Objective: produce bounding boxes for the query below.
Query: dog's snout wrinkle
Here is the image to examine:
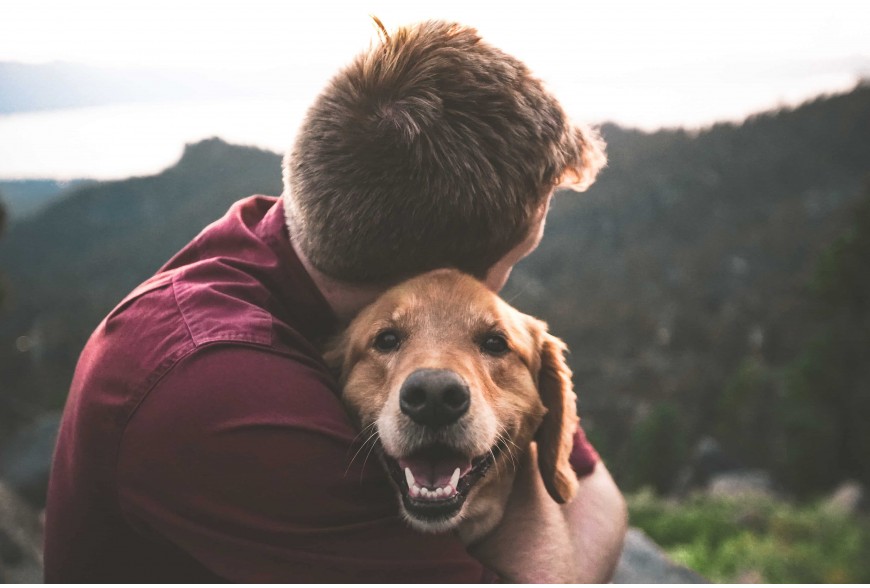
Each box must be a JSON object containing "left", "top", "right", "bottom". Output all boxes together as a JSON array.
[{"left": 399, "top": 368, "right": 470, "bottom": 428}]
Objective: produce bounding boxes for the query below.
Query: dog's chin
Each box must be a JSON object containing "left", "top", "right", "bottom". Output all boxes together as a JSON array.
[{"left": 379, "top": 441, "right": 503, "bottom": 532}]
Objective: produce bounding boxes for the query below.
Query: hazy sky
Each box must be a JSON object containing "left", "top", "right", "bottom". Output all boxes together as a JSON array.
[
  {"left": 3, "top": 0, "right": 869, "bottom": 125},
  {"left": 1, "top": 1, "right": 869, "bottom": 178}
]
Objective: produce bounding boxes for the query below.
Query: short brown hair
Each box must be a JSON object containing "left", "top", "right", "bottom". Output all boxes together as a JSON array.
[{"left": 284, "top": 20, "right": 605, "bottom": 283}]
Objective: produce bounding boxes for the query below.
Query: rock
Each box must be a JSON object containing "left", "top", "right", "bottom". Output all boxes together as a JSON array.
[
  {"left": 822, "top": 480, "right": 865, "bottom": 515},
  {"left": 0, "top": 411, "right": 61, "bottom": 508},
  {"left": 673, "top": 436, "right": 741, "bottom": 495},
  {"left": 736, "top": 569, "right": 765, "bottom": 583},
  {"left": 0, "top": 479, "right": 43, "bottom": 583},
  {"left": 674, "top": 438, "right": 777, "bottom": 501},
  {"left": 707, "top": 470, "right": 775, "bottom": 500},
  {"left": 613, "top": 528, "right": 708, "bottom": 583}
]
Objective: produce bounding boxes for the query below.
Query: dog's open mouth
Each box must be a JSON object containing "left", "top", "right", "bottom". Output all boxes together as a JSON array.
[{"left": 381, "top": 442, "right": 502, "bottom": 523}]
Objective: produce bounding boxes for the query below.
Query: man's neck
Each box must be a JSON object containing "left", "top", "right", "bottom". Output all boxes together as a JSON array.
[{"left": 291, "top": 238, "right": 388, "bottom": 325}]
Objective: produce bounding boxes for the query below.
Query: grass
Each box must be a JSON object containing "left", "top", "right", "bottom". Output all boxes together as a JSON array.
[{"left": 627, "top": 489, "right": 870, "bottom": 583}]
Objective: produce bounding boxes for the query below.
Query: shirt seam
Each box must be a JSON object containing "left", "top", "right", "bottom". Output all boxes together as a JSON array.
[
  {"left": 171, "top": 274, "right": 196, "bottom": 345},
  {"left": 171, "top": 273, "right": 273, "bottom": 347}
]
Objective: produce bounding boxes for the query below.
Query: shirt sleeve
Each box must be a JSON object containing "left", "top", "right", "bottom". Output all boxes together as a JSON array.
[
  {"left": 569, "top": 425, "right": 600, "bottom": 477},
  {"left": 116, "top": 344, "right": 487, "bottom": 583}
]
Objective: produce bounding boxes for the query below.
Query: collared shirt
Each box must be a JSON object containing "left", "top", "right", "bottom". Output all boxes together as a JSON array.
[{"left": 44, "top": 195, "right": 598, "bottom": 582}]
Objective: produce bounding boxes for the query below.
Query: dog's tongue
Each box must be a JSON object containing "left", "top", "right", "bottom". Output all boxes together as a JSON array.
[{"left": 398, "top": 447, "right": 473, "bottom": 488}]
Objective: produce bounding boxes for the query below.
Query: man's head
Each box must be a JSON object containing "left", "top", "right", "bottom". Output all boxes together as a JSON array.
[{"left": 284, "top": 19, "right": 605, "bottom": 285}]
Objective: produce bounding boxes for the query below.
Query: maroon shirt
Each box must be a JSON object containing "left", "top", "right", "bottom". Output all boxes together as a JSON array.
[{"left": 44, "top": 196, "right": 598, "bottom": 582}]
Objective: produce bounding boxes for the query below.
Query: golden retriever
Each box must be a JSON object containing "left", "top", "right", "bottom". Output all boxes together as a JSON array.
[{"left": 325, "top": 268, "right": 579, "bottom": 542}]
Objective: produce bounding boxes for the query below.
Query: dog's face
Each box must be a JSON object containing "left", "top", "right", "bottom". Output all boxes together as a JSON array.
[{"left": 326, "top": 269, "right": 579, "bottom": 538}]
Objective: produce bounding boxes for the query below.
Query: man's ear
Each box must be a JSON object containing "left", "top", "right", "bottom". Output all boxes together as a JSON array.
[{"left": 535, "top": 332, "right": 580, "bottom": 504}]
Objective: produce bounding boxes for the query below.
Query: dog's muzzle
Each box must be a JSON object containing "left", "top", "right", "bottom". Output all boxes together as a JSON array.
[{"left": 378, "top": 368, "right": 502, "bottom": 527}]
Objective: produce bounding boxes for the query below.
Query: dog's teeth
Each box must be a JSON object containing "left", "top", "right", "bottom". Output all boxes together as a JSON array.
[
  {"left": 410, "top": 483, "right": 461, "bottom": 501},
  {"left": 450, "top": 467, "right": 460, "bottom": 489},
  {"left": 404, "top": 467, "right": 415, "bottom": 489}
]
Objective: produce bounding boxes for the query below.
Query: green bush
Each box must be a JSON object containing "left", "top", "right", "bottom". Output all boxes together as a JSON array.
[
  {"left": 628, "top": 490, "right": 870, "bottom": 583},
  {"left": 623, "top": 403, "right": 689, "bottom": 494}
]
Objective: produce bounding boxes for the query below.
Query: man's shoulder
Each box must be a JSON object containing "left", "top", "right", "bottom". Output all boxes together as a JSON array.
[
  {"left": 73, "top": 191, "right": 334, "bottom": 436},
  {"left": 133, "top": 193, "right": 331, "bottom": 355},
  {"left": 105, "top": 204, "right": 340, "bottom": 425},
  {"left": 86, "top": 263, "right": 276, "bottom": 383},
  {"left": 131, "top": 343, "right": 348, "bottom": 440},
  {"left": 71, "top": 260, "right": 325, "bottom": 442},
  {"left": 95, "top": 239, "right": 319, "bottom": 376},
  {"left": 169, "top": 262, "right": 275, "bottom": 348}
]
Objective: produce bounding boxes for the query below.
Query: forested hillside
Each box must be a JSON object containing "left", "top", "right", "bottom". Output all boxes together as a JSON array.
[
  {"left": 0, "top": 139, "right": 282, "bottom": 434},
  {"left": 0, "top": 180, "right": 95, "bottom": 222},
  {"left": 507, "top": 83, "right": 870, "bottom": 495},
  {"left": 1, "top": 85, "right": 868, "bottom": 497}
]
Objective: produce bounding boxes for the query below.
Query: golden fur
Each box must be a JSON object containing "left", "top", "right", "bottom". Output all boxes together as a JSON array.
[{"left": 325, "top": 269, "right": 579, "bottom": 541}]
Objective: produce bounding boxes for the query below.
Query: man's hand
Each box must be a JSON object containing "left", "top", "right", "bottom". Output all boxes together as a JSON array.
[{"left": 467, "top": 443, "right": 628, "bottom": 583}]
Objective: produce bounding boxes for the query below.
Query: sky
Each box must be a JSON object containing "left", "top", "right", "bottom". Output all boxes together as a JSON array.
[{"left": 1, "top": 0, "right": 869, "bottom": 178}]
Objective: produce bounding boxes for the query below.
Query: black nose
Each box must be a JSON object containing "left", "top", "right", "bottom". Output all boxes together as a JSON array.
[{"left": 399, "top": 369, "right": 470, "bottom": 427}]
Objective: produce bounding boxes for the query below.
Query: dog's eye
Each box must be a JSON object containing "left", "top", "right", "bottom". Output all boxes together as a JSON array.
[
  {"left": 373, "top": 329, "right": 402, "bottom": 352},
  {"left": 481, "top": 334, "right": 509, "bottom": 355}
]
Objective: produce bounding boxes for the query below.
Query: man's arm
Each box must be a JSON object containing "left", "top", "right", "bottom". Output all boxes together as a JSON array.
[
  {"left": 117, "top": 345, "right": 488, "bottom": 582},
  {"left": 468, "top": 443, "right": 628, "bottom": 583}
]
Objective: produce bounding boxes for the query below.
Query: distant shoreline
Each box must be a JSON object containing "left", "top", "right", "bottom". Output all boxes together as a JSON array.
[{"left": 1, "top": 80, "right": 865, "bottom": 180}]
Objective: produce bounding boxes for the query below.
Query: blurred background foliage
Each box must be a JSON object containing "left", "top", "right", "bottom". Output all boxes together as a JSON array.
[
  {"left": 506, "top": 85, "right": 870, "bottom": 500},
  {"left": 628, "top": 490, "right": 870, "bottom": 582}
]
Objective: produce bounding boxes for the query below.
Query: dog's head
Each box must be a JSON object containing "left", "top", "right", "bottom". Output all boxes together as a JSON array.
[{"left": 325, "top": 269, "right": 579, "bottom": 535}]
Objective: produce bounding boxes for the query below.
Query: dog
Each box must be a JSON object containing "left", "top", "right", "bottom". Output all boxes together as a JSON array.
[{"left": 325, "top": 268, "right": 580, "bottom": 543}]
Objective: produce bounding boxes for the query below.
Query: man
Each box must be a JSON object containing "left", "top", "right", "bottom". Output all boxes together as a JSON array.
[{"left": 44, "top": 20, "right": 626, "bottom": 582}]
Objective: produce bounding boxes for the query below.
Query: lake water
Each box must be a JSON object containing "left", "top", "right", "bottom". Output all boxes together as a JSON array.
[
  {"left": 0, "top": 69, "right": 861, "bottom": 181},
  {"left": 0, "top": 98, "right": 310, "bottom": 180}
]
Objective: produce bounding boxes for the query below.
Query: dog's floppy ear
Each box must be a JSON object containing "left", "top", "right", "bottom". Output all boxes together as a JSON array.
[
  {"left": 535, "top": 331, "right": 580, "bottom": 504},
  {"left": 322, "top": 333, "right": 349, "bottom": 384}
]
